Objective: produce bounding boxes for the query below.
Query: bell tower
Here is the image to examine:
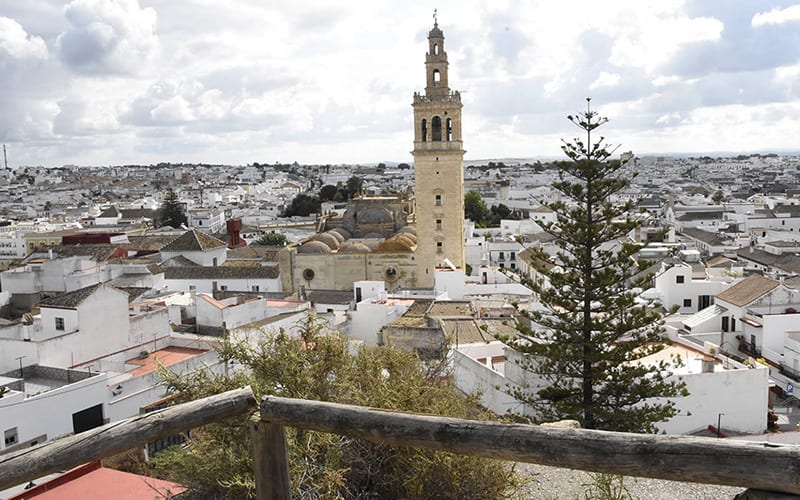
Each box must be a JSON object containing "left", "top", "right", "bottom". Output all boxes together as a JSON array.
[{"left": 412, "top": 17, "right": 465, "bottom": 288}]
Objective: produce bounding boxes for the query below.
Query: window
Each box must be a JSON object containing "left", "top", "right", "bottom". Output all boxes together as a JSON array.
[
  {"left": 436, "top": 242, "right": 443, "bottom": 253},
  {"left": 431, "top": 116, "right": 442, "bottom": 141},
  {"left": 302, "top": 268, "right": 315, "bottom": 281},
  {"left": 252, "top": 285, "right": 260, "bottom": 292},
  {"left": 510, "top": 252, "right": 516, "bottom": 261},
  {"left": 436, "top": 219, "right": 442, "bottom": 230},
  {"left": 421, "top": 119, "right": 427, "bottom": 142},
  {"left": 219, "top": 285, "right": 228, "bottom": 291},
  {"left": 446, "top": 117, "right": 452, "bottom": 141},
  {"left": 198, "top": 220, "right": 203, "bottom": 225},
  {"left": 4, "top": 428, "right": 18, "bottom": 447},
  {"left": 676, "top": 275, "right": 685, "bottom": 284},
  {"left": 435, "top": 194, "right": 442, "bottom": 206},
  {"left": 683, "top": 299, "right": 692, "bottom": 307},
  {"left": 433, "top": 69, "right": 441, "bottom": 86},
  {"left": 722, "top": 316, "right": 729, "bottom": 332},
  {"left": 55, "top": 317, "right": 64, "bottom": 331}
]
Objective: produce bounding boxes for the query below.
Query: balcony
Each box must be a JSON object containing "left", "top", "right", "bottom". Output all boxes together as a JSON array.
[
  {"left": 738, "top": 341, "right": 761, "bottom": 357},
  {"left": 779, "top": 363, "right": 800, "bottom": 382}
]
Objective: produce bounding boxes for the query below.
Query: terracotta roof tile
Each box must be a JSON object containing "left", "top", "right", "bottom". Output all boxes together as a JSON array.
[{"left": 161, "top": 230, "right": 226, "bottom": 252}]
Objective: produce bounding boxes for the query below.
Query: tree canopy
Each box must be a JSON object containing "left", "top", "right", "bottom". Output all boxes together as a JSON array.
[
  {"left": 507, "top": 100, "right": 687, "bottom": 433},
  {"left": 151, "top": 316, "right": 518, "bottom": 498},
  {"left": 464, "top": 190, "right": 489, "bottom": 226},
  {"left": 157, "top": 188, "right": 187, "bottom": 228},
  {"left": 255, "top": 232, "right": 288, "bottom": 246}
]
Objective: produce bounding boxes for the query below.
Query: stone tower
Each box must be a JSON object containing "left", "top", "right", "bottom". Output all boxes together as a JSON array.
[{"left": 412, "top": 19, "right": 465, "bottom": 288}]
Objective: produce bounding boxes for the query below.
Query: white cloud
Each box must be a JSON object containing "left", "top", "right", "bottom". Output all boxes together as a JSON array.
[
  {"left": 150, "top": 96, "right": 194, "bottom": 124},
  {"left": 590, "top": 72, "right": 621, "bottom": 90},
  {"left": 56, "top": 0, "right": 158, "bottom": 75},
  {"left": 655, "top": 112, "right": 682, "bottom": 125},
  {"left": 752, "top": 4, "right": 800, "bottom": 27},
  {"left": 0, "top": 17, "right": 47, "bottom": 60},
  {"left": 609, "top": 15, "right": 723, "bottom": 74}
]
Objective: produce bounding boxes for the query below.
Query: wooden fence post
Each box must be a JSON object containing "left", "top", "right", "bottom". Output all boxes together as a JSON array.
[{"left": 251, "top": 415, "right": 291, "bottom": 500}]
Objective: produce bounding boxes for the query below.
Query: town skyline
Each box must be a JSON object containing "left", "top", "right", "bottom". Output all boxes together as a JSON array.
[{"left": 2, "top": 1, "right": 799, "bottom": 167}]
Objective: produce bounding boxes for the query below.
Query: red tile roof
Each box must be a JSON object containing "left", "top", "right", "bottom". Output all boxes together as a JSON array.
[
  {"left": 8, "top": 461, "right": 186, "bottom": 500},
  {"left": 126, "top": 345, "right": 208, "bottom": 377}
]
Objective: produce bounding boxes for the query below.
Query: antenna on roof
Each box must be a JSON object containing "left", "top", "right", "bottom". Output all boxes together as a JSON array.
[{"left": 3, "top": 144, "right": 7, "bottom": 169}]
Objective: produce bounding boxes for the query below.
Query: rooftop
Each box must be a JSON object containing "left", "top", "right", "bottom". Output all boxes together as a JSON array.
[
  {"left": 161, "top": 230, "right": 226, "bottom": 252},
  {"left": 716, "top": 275, "right": 780, "bottom": 307},
  {"left": 7, "top": 460, "right": 186, "bottom": 500},
  {"left": 126, "top": 346, "right": 208, "bottom": 377}
]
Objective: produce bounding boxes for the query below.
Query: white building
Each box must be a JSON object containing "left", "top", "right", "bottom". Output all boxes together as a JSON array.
[
  {"left": 163, "top": 266, "right": 281, "bottom": 294},
  {"left": 159, "top": 230, "right": 227, "bottom": 267},
  {"left": 452, "top": 338, "right": 768, "bottom": 435}
]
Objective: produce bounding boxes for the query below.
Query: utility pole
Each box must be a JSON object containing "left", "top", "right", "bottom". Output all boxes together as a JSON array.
[{"left": 3, "top": 144, "right": 7, "bottom": 169}]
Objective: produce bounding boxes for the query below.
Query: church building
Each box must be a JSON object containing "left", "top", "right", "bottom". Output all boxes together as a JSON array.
[{"left": 280, "top": 20, "right": 466, "bottom": 292}]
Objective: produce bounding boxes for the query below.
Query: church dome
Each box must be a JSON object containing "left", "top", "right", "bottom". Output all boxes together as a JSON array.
[
  {"left": 326, "top": 230, "right": 347, "bottom": 244},
  {"left": 339, "top": 243, "right": 371, "bottom": 254},
  {"left": 298, "top": 240, "right": 332, "bottom": 254},
  {"left": 377, "top": 235, "right": 415, "bottom": 252},
  {"left": 328, "top": 227, "right": 353, "bottom": 241},
  {"left": 394, "top": 233, "right": 416, "bottom": 247},
  {"left": 358, "top": 207, "right": 394, "bottom": 225},
  {"left": 311, "top": 233, "right": 340, "bottom": 250}
]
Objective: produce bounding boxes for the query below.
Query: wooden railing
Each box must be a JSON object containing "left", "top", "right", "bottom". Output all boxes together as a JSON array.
[{"left": 2, "top": 387, "right": 800, "bottom": 499}]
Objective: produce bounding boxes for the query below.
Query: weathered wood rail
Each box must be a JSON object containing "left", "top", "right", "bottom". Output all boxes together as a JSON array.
[
  {"left": 257, "top": 396, "right": 800, "bottom": 499},
  {"left": 1, "top": 387, "right": 799, "bottom": 499},
  {"left": 0, "top": 386, "right": 256, "bottom": 491}
]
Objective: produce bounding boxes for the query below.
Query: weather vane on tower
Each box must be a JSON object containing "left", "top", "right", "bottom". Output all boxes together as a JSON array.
[{"left": 433, "top": 8, "right": 438, "bottom": 25}]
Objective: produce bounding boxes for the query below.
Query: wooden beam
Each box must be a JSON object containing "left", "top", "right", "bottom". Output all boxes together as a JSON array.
[
  {"left": 250, "top": 416, "right": 291, "bottom": 500},
  {"left": 0, "top": 386, "right": 256, "bottom": 491},
  {"left": 260, "top": 396, "right": 800, "bottom": 496}
]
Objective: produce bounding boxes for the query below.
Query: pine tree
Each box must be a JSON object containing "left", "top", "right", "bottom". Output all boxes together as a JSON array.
[
  {"left": 508, "top": 99, "right": 687, "bottom": 433},
  {"left": 158, "top": 188, "right": 187, "bottom": 228}
]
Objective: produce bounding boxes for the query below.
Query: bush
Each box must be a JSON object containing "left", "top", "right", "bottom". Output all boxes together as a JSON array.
[{"left": 152, "top": 316, "right": 519, "bottom": 498}]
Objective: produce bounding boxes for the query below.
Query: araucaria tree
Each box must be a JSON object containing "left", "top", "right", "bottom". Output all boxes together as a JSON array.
[
  {"left": 158, "top": 188, "right": 187, "bottom": 229},
  {"left": 509, "top": 100, "right": 687, "bottom": 433}
]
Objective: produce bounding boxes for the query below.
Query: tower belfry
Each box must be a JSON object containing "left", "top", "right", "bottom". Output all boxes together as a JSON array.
[{"left": 412, "top": 18, "right": 466, "bottom": 287}]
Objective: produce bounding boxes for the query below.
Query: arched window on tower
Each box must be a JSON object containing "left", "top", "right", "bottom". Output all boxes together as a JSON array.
[
  {"left": 431, "top": 116, "right": 442, "bottom": 141},
  {"left": 446, "top": 118, "right": 452, "bottom": 141},
  {"left": 421, "top": 119, "right": 427, "bottom": 142},
  {"left": 433, "top": 43, "right": 440, "bottom": 55},
  {"left": 433, "top": 69, "right": 441, "bottom": 87}
]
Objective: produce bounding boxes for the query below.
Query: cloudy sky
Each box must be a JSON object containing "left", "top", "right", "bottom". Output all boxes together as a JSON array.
[{"left": 1, "top": 0, "right": 799, "bottom": 167}]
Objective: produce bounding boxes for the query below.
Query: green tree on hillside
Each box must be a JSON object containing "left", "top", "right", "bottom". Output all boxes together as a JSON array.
[
  {"left": 281, "top": 193, "right": 321, "bottom": 217},
  {"left": 152, "top": 316, "right": 518, "bottom": 498},
  {"left": 507, "top": 100, "right": 687, "bottom": 433},
  {"left": 464, "top": 190, "right": 489, "bottom": 226},
  {"left": 318, "top": 184, "right": 339, "bottom": 202},
  {"left": 158, "top": 188, "right": 187, "bottom": 228},
  {"left": 346, "top": 175, "right": 363, "bottom": 199}
]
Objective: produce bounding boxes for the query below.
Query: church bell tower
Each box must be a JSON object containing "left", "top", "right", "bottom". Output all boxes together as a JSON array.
[{"left": 413, "top": 17, "right": 466, "bottom": 288}]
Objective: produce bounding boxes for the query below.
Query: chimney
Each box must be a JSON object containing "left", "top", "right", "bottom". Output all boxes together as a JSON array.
[{"left": 227, "top": 218, "right": 245, "bottom": 247}]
